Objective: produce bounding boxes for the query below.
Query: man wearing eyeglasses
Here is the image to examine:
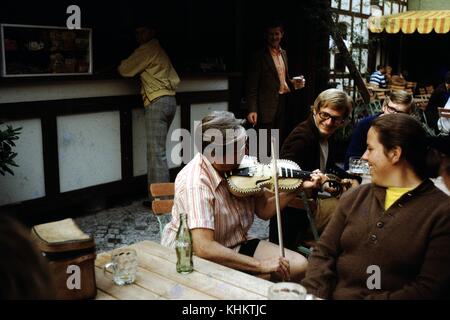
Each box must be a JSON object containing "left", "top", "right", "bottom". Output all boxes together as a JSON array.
[
  {"left": 269, "top": 89, "right": 357, "bottom": 250},
  {"left": 344, "top": 90, "right": 414, "bottom": 170}
]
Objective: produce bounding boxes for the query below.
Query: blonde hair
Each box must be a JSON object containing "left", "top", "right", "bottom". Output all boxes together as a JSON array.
[
  {"left": 385, "top": 90, "right": 414, "bottom": 113},
  {"left": 312, "top": 88, "right": 353, "bottom": 118}
]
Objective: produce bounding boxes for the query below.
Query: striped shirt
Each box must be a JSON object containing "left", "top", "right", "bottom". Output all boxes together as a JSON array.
[
  {"left": 161, "top": 153, "right": 256, "bottom": 251},
  {"left": 369, "top": 70, "right": 387, "bottom": 88}
]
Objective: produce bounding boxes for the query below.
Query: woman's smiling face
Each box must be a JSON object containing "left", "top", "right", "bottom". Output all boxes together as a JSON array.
[{"left": 362, "top": 127, "right": 394, "bottom": 187}]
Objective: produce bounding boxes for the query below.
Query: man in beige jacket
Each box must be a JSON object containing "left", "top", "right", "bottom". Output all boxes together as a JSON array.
[{"left": 118, "top": 23, "right": 180, "bottom": 205}]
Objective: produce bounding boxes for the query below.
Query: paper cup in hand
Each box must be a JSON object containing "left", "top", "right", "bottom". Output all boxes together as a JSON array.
[{"left": 293, "top": 76, "right": 305, "bottom": 89}]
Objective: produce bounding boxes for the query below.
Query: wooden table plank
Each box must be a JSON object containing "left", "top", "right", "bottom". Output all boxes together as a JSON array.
[
  {"left": 96, "top": 249, "right": 215, "bottom": 300},
  {"left": 136, "top": 247, "right": 267, "bottom": 300},
  {"left": 95, "top": 267, "right": 163, "bottom": 300},
  {"left": 95, "top": 289, "right": 118, "bottom": 300},
  {"left": 132, "top": 265, "right": 215, "bottom": 300},
  {"left": 131, "top": 241, "right": 272, "bottom": 297}
]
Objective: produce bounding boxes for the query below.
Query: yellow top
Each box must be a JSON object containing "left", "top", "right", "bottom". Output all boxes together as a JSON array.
[
  {"left": 118, "top": 39, "right": 180, "bottom": 106},
  {"left": 385, "top": 186, "right": 414, "bottom": 210}
]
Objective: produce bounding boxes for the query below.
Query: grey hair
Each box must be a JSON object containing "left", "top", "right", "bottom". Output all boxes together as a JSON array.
[{"left": 200, "top": 111, "right": 246, "bottom": 150}]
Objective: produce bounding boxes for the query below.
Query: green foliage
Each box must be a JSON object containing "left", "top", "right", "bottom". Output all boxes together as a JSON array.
[{"left": 0, "top": 123, "right": 22, "bottom": 176}]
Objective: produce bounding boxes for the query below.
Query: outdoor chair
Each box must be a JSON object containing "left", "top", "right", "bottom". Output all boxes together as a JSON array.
[
  {"left": 368, "top": 100, "right": 382, "bottom": 115},
  {"left": 414, "top": 94, "right": 431, "bottom": 111},
  {"left": 149, "top": 183, "right": 175, "bottom": 237},
  {"left": 405, "top": 88, "right": 414, "bottom": 95},
  {"left": 406, "top": 81, "right": 417, "bottom": 91},
  {"left": 390, "top": 84, "right": 406, "bottom": 91},
  {"left": 438, "top": 107, "right": 450, "bottom": 119},
  {"left": 287, "top": 192, "right": 319, "bottom": 257}
]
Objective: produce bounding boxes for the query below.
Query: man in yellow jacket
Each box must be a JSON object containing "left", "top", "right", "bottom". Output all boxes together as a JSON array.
[{"left": 118, "top": 22, "right": 180, "bottom": 205}]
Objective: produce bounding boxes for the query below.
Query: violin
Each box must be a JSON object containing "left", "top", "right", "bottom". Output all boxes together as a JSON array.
[{"left": 223, "top": 156, "right": 352, "bottom": 197}]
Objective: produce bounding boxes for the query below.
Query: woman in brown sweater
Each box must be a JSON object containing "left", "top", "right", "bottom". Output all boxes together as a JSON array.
[{"left": 302, "top": 114, "right": 450, "bottom": 299}]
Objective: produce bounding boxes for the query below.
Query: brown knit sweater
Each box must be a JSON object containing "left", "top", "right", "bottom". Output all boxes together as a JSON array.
[{"left": 302, "top": 180, "right": 450, "bottom": 299}]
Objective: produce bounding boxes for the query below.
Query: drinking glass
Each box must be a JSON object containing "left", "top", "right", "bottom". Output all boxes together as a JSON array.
[
  {"left": 349, "top": 156, "right": 369, "bottom": 174},
  {"left": 268, "top": 282, "right": 307, "bottom": 300},
  {"left": 103, "top": 248, "right": 138, "bottom": 286}
]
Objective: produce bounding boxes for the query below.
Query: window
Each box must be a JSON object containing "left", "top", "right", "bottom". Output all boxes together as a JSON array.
[
  {"left": 331, "top": 0, "right": 340, "bottom": 9},
  {"left": 341, "top": 0, "right": 350, "bottom": 11},
  {"left": 362, "top": 0, "right": 371, "bottom": 15},
  {"left": 329, "top": 0, "right": 409, "bottom": 99},
  {"left": 384, "top": 1, "right": 392, "bottom": 15},
  {"left": 352, "top": 0, "right": 362, "bottom": 14}
]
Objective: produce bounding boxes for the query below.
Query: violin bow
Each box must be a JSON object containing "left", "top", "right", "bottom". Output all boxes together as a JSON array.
[{"left": 271, "top": 137, "right": 285, "bottom": 258}]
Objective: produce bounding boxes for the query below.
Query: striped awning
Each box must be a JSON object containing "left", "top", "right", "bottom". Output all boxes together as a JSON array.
[{"left": 368, "top": 10, "right": 450, "bottom": 34}]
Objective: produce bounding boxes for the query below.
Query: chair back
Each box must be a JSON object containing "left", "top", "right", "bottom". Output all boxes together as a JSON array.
[
  {"left": 149, "top": 183, "right": 175, "bottom": 215},
  {"left": 414, "top": 94, "right": 431, "bottom": 111},
  {"left": 390, "top": 84, "right": 406, "bottom": 91},
  {"left": 149, "top": 183, "right": 175, "bottom": 237},
  {"left": 438, "top": 108, "right": 450, "bottom": 119},
  {"left": 406, "top": 81, "right": 417, "bottom": 90}
]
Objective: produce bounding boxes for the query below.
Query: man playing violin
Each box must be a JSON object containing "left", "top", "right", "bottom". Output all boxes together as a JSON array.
[
  {"left": 270, "top": 88, "right": 358, "bottom": 250},
  {"left": 161, "top": 111, "right": 321, "bottom": 282}
]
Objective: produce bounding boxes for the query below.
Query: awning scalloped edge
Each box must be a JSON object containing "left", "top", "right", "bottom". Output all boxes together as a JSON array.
[{"left": 368, "top": 10, "right": 450, "bottom": 34}]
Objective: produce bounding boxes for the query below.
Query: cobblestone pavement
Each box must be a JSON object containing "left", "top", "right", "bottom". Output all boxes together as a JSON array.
[{"left": 75, "top": 197, "right": 269, "bottom": 253}]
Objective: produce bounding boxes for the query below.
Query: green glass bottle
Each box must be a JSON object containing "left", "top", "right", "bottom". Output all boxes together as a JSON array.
[{"left": 175, "top": 212, "right": 193, "bottom": 274}]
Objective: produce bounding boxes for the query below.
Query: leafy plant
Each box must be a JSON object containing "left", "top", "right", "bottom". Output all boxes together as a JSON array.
[{"left": 0, "top": 123, "right": 22, "bottom": 176}]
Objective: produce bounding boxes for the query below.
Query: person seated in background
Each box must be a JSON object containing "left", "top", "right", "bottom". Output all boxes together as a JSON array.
[
  {"left": 0, "top": 214, "right": 55, "bottom": 299},
  {"left": 344, "top": 90, "right": 414, "bottom": 170},
  {"left": 384, "top": 65, "right": 393, "bottom": 85},
  {"left": 425, "top": 71, "right": 450, "bottom": 135},
  {"left": 390, "top": 70, "right": 408, "bottom": 87},
  {"left": 161, "top": 111, "right": 322, "bottom": 282},
  {"left": 369, "top": 65, "right": 387, "bottom": 88},
  {"left": 270, "top": 89, "right": 360, "bottom": 251},
  {"left": 302, "top": 114, "right": 450, "bottom": 299},
  {"left": 427, "top": 135, "right": 450, "bottom": 192}
]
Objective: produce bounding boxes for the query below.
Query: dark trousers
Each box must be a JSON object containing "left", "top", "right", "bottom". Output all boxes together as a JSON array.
[
  {"left": 254, "top": 94, "right": 287, "bottom": 160},
  {"left": 269, "top": 207, "right": 310, "bottom": 251}
]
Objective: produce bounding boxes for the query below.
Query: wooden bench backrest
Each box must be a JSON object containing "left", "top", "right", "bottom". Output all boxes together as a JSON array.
[{"left": 149, "top": 183, "right": 175, "bottom": 216}]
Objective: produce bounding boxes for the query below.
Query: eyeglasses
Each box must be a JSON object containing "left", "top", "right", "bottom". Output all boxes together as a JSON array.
[
  {"left": 317, "top": 111, "right": 347, "bottom": 125},
  {"left": 383, "top": 100, "right": 408, "bottom": 114}
]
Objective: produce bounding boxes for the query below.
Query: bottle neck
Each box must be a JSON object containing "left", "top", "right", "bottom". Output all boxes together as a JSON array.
[{"left": 179, "top": 213, "right": 188, "bottom": 230}]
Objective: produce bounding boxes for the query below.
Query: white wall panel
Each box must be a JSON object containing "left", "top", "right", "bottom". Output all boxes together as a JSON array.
[
  {"left": 0, "top": 119, "right": 45, "bottom": 205},
  {"left": 57, "top": 111, "right": 121, "bottom": 192}
]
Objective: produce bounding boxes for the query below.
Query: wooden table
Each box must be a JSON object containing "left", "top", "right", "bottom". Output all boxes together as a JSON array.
[{"left": 95, "top": 240, "right": 273, "bottom": 300}]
